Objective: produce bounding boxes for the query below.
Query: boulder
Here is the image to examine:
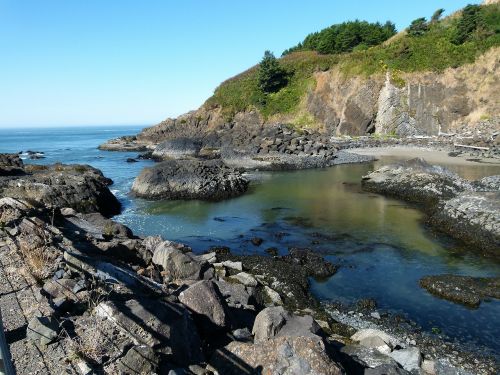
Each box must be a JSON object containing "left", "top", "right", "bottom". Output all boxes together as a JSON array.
[
  {"left": 341, "top": 345, "right": 400, "bottom": 369},
  {"left": 252, "top": 306, "right": 288, "bottom": 341},
  {"left": 228, "top": 272, "right": 258, "bottom": 287},
  {"left": 211, "top": 335, "right": 343, "bottom": 375},
  {"left": 215, "top": 280, "right": 254, "bottom": 306},
  {"left": 178, "top": 280, "right": 228, "bottom": 331},
  {"left": 131, "top": 159, "right": 249, "bottom": 201},
  {"left": 152, "top": 241, "right": 201, "bottom": 281},
  {"left": 359, "top": 336, "right": 392, "bottom": 355},
  {"left": 284, "top": 248, "right": 338, "bottom": 278},
  {"left": 365, "top": 364, "right": 411, "bottom": 375},
  {"left": 351, "top": 329, "right": 400, "bottom": 349}
]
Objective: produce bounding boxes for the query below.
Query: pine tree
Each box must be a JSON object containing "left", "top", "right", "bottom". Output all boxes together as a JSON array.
[
  {"left": 452, "top": 4, "right": 481, "bottom": 44},
  {"left": 431, "top": 8, "right": 445, "bottom": 23},
  {"left": 258, "top": 51, "right": 287, "bottom": 93},
  {"left": 408, "top": 18, "right": 429, "bottom": 37}
]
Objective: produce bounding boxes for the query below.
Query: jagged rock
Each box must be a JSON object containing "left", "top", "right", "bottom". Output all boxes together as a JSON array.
[
  {"left": 0, "top": 153, "right": 24, "bottom": 176},
  {"left": 96, "top": 298, "right": 204, "bottom": 366},
  {"left": 0, "top": 197, "right": 33, "bottom": 224},
  {"left": 388, "top": 347, "right": 422, "bottom": 372},
  {"left": 215, "top": 280, "right": 254, "bottom": 306},
  {"left": 341, "top": 345, "right": 400, "bottom": 369},
  {"left": 152, "top": 241, "right": 201, "bottom": 281},
  {"left": 429, "top": 191, "right": 500, "bottom": 253},
  {"left": 210, "top": 336, "right": 343, "bottom": 375},
  {"left": 178, "top": 280, "right": 228, "bottom": 331},
  {"left": 263, "top": 286, "right": 283, "bottom": 306},
  {"left": 229, "top": 272, "right": 258, "bottom": 287},
  {"left": 359, "top": 336, "right": 392, "bottom": 355},
  {"left": 419, "top": 274, "right": 500, "bottom": 307},
  {"left": 27, "top": 316, "right": 59, "bottom": 347},
  {"left": 361, "top": 158, "right": 472, "bottom": 205},
  {"left": 131, "top": 159, "right": 249, "bottom": 201},
  {"left": 117, "top": 345, "right": 160, "bottom": 374},
  {"left": 0, "top": 163, "right": 121, "bottom": 216}
]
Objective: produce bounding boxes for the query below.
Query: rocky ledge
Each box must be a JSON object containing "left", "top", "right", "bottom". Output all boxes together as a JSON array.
[
  {"left": 0, "top": 154, "right": 121, "bottom": 216},
  {"left": 131, "top": 159, "right": 250, "bottom": 201},
  {"left": 362, "top": 158, "right": 499, "bottom": 254},
  {"left": 3, "top": 195, "right": 495, "bottom": 374}
]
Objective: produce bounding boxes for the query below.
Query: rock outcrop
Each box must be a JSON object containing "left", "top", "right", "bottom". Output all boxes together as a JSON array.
[
  {"left": 362, "top": 158, "right": 499, "bottom": 253},
  {"left": 131, "top": 159, "right": 249, "bottom": 200},
  {"left": 0, "top": 157, "right": 121, "bottom": 216}
]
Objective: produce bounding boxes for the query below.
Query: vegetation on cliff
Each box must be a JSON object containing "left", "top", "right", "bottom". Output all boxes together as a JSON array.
[{"left": 205, "top": 3, "right": 500, "bottom": 122}]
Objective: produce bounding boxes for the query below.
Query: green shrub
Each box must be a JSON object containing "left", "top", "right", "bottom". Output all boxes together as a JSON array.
[
  {"left": 408, "top": 18, "right": 429, "bottom": 37},
  {"left": 258, "top": 51, "right": 288, "bottom": 93}
]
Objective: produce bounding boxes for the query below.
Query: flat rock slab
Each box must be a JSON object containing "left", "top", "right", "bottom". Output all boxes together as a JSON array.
[{"left": 419, "top": 274, "right": 500, "bottom": 307}]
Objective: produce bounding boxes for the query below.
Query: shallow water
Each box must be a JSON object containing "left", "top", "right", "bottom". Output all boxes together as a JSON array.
[{"left": 1, "top": 126, "right": 499, "bottom": 356}]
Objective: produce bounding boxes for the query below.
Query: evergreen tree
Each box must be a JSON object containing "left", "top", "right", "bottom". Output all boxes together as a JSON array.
[
  {"left": 408, "top": 17, "right": 429, "bottom": 37},
  {"left": 452, "top": 4, "right": 481, "bottom": 44},
  {"left": 431, "top": 8, "right": 445, "bottom": 23},
  {"left": 258, "top": 51, "right": 287, "bottom": 93}
]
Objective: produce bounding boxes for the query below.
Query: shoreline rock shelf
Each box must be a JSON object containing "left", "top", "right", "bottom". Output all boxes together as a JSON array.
[{"left": 362, "top": 158, "right": 500, "bottom": 254}]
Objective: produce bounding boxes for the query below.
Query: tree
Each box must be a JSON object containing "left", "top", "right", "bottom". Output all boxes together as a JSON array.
[
  {"left": 408, "top": 17, "right": 429, "bottom": 37},
  {"left": 431, "top": 8, "right": 445, "bottom": 23},
  {"left": 452, "top": 4, "right": 481, "bottom": 44},
  {"left": 258, "top": 51, "right": 287, "bottom": 93}
]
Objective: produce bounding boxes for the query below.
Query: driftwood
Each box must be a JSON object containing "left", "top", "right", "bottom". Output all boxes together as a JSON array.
[{"left": 453, "top": 143, "right": 489, "bottom": 151}]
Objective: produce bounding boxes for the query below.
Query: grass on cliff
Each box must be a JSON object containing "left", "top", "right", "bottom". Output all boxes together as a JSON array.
[{"left": 204, "top": 3, "right": 500, "bottom": 122}]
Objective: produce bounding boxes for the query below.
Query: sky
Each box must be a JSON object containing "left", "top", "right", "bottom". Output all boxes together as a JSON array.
[{"left": 0, "top": 0, "right": 480, "bottom": 128}]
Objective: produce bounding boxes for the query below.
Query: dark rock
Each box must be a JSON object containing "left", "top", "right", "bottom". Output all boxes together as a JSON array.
[
  {"left": 265, "top": 247, "right": 279, "bottom": 256},
  {"left": 126, "top": 158, "right": 138, "bottom": 163},
  {"left": 27, "top": 316, "right": 60, "bottom": 346},
  {"left": 419, "top": 274, "right": 500, "bottom": 308},
  {"left": 152, "top": 137, "right": 203, "bottom": 159},
  {"left": 365, "top": 364, "right": 411, "bottom": 375},
  {"left": 131, "top": 159, "right": 249, "bottom": 201},
  {"left": 178, "top": 280, "right": 228, "bottom": 332},
  {"left": 0, "top": 153, "right": 25, "bottom": 176},
  {"left": 117, "top": 345, "right": 159, "bottom": 374},
  {"left": 251, "top": 237, "right": 263, "bottom": 246},
  {"left": 284, "top": 248, "right": 338, "bottom": 278}
]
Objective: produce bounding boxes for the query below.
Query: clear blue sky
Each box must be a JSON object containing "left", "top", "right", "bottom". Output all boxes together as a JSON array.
[{"left": 0, "top": 0, "right": 479, "bottom": 127}]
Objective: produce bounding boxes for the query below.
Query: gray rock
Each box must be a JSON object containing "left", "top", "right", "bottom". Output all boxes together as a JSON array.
[
  {"left": 228, "top": 272, "right": 258, "bottom": 287},
  {"left": 215, "top": 280, "right": 253, "bottom": 306},
  {"left": 117, "top": 345, "right": 159, "bottom": 374},
  {"left": 210, "top": 335, "right": 343, "bottom": 375},
  {"left": 178, "top": 280, "right": 228, "bottom": 331},
  {"left": 96, "top": 298, "right": 203, "bottom": 366},
  {"left": 351, "top": 328, "right": 400, "bottom": 349},
  {"left": 263, "top": 286, "right": 283, "bottom": 306},
  {"left": 360, "top": 336, "right": 392, "bottom": 354},
  {"left": 365, "top": 364, "right": 411, "bottom": 375},
  {"left": 388, "top": 347, "right": 422, "bottom": 372},
  {"left": 131, "top": 159, "right": 249, "bottom": 201},
  {"left": 252, "top": 306, "right": 288, "bottom": 341},
  {"left": 27, "top": 316, "right": 59, "bottom": 346},
  {"left": 341, "top": 345, "right": 400, "bottom": 369},
  {"left": 276, "top": 314, "right": 322, "bottom": 340},
  {"left": 232, "top": 327, "right": 252, "bottom": 341},
  {"left": 152, "top": 241, "right": 201, "bottom": 281}
]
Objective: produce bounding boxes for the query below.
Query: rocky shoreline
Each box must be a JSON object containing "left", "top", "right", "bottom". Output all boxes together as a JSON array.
[{"left": 1, "top": 153, "right": 499, "bottom": 374}]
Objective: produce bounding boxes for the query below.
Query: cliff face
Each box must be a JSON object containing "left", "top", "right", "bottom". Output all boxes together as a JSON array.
[
  {"left": 307, "top": 47, "right": 499, "bottom": 136},
  {"left": 138, "top": 48, "right": 499, "bottom": 143}
]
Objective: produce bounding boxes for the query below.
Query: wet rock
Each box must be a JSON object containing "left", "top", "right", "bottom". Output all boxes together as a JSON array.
[
  {"left": 131, "top": 159, "right": 249, "bottom": 201},
  {"left": 117, "top": 345, "right": 159, "bottom": 374},
  {"left": 210, "top": 336, "right": 343, "bottom": 375},
  {"left": 419, "top": 274, "right": 500, "bottom": 308},
  {"left": 265, "top": 247, "right": 279, "bottom": 256},
  {"left": 27, "top": 316, "right": 59, "bottom": 347},
  {"left": 284, "top": 248, "right": 338, "bottom": 278},
  {"left": 152, "top": 241, "right": 201, "bottom": 281},
  {"left": 251, "top": 237, "right": 263, "bottom": 246},
  {"left": 361, "top": 158, "right": 472, "bottom": 205},
  {"left": 178, "top": 280, "right": 228, "bottom": 331},
  {"left": 126, "top": 158, "right": 138, "bottom": 163}
]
